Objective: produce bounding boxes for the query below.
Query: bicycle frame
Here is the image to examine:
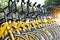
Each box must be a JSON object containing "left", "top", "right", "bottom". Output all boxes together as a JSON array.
[{"left": 0, "top": 22, "right": 8, "bottom": 38}]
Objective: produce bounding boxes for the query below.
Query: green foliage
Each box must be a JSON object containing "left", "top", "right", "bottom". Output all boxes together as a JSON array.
[
  {"left": 0, "top": 0, "right": 8, "bottom": 19},
  {"left": 0, "top": 0, "right": 8, "bottom": 8},
  {"left": 0, "top": 13, "right": 3, "bottom": 19},
  {"left": 45, "top": 0, "right": 60, "bottom": 12},
  {"left": 45, "top": 0, "right": 60, "bottom": 6},
  {"left": 0, "top": 0, "right": 36, "bottom": 19}
]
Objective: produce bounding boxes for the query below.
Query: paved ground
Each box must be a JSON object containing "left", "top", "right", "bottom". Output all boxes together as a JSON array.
[{"left": 55, "top": 18, "right": 60, "bottom": 25}]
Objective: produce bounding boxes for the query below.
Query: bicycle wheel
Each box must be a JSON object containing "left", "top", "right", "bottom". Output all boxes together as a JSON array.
[
  {"left": 51, "top": 26, "right": 60, "bottom": 40},
  {"left": 44, "top": 25, "right": 59, "bottom": 40},
  {"left": 3, "top": 33, "right": 26, "bottom": 40},
  {"left": 43, "top": 29, "right": 54, "bottom": 40},
  {"left": 23, "top": 33, "right": 39, "bottom": 40},
  {"left": 32, "top": 31, "right": 46, "bottom": 40},
  {"left": 37, "top": 30, "right": 49, "bottom": 40}
]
